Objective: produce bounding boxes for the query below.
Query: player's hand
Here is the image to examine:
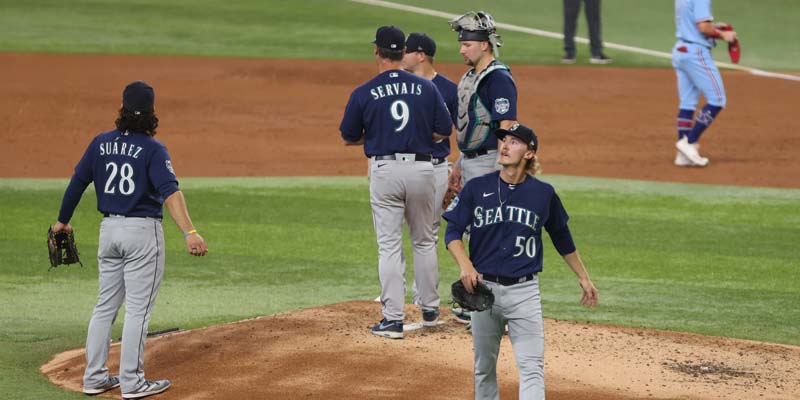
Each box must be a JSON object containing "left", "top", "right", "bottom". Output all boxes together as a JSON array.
[
  {"left": 185, "top": 233, "right": 208, "bottom": 256},
  {"left": 460, "top": 264, "right": 481, "bottom": 294},
  {"left": 720, "top": 30, "right": 737, "bottom": 43},
  {"left": 52, "top": 222, "right": 72, "bottom": 233},
  {"left": 578, "top": 278, "right": 598, "bottom": 307},
  {"left": 448, "top": 165, "right": 463, "bottom": 192}
]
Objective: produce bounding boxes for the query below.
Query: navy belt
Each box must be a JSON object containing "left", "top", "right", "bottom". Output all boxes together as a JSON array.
[
  {"left": 432, "top": 157, "right": 447, "bottom": 165},
  {"left": 482, "top": 273, "right": 536, "bottom": 286},
  {"left": 374, "top": 154, "right": 432, "bottom": 162},
  {"left": 463, "top": 148, "right": 496, "bottom": 159},
  {"left": 103, "top": 213, "right": 160, "bottom": 220}
]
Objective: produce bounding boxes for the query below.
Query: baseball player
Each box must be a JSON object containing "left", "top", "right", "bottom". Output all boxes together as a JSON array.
[
  {"left": 340, "top": 26, "right": 453, "bottom": 339},
  {"left": 443, "top": 123, "right": 598, "bottom": 400},
  {"left": 401, "top": 32, "right": 458, "bottom": 318},
  {"left": 672, "top": 0, "right": 737, "bottom": 167},
  {"left": 52, "top": 81, "right": 208, "bottom": 399},
  {"left": 448, "top": 11, "right": 519, "bottom": 325}
]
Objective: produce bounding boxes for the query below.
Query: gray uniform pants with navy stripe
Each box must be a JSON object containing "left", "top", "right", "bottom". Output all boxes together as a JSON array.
[
  {"left": 472, "top": 278, "right": 545, "bottom": 400},
  {"left": 462, "top": 150, "right": 500, "bottom": 184},
  {"left": 83, "top": 216, "right": 165, "bottom": 393},
  {"left": 369, "top": 156, "right": 438, "bottom": 321}
]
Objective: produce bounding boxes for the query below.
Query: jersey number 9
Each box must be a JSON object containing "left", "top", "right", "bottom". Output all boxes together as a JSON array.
[
  {"left": 104, "top": 161, "right": 136, "bottom": 195},
  {"left": 390, "top": 100, "right": 409, "bottom": 132}
]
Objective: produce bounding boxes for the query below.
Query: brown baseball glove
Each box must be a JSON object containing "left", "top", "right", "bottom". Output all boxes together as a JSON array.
[{"left": 48, "top": 227, "right": 82, "bottom": 270}]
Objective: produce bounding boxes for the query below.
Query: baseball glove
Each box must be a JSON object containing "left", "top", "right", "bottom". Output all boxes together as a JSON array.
[
  {"left": 715, "top": 23, "right": 741, "bottom": 64},
  {"left": 451, "top": 279, "right": 495, "bottom": 312},
  {"left": 47, "top": 227, "right": 82, "bottom": 270}
]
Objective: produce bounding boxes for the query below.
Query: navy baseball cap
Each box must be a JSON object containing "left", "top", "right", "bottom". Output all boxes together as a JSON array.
[
  {"left": 122, "top": 81, "right": 155, "bottom": 114},
  {"left": 495, "top": 123, "right": 539, "bottom": 152},
  {"left": 406, "top": 33, "right": 436, "bottom": 56},
  {"left": 373, "top": 26, "right": 405, "bottom": 50}
]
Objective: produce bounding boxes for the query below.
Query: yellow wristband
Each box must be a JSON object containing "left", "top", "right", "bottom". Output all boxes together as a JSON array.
[{"left": 184, "top": 229, "right": 197, "bottom": 238}]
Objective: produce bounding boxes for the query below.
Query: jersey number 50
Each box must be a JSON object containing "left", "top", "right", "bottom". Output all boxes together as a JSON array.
[
  {"left": 104, "top": 161, "right": 136, "bottom": 195},
  {"left": 514, "top": 235, "right": 536, "bottom": 258},
  {"left": 390, "top": 100, "right": 409, "bottom": 132}
]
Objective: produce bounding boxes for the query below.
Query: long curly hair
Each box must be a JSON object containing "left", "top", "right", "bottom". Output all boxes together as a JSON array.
[{"left": 115, "top": 107, "right": 159, "bottom": 136}]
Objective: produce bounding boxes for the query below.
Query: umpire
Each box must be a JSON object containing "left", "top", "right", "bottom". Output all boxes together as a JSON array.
[
  {"left": 52, "top": 81, "right": 207, "bottom": 399},
  {"left": 340, "top": 26, "right": 453, "bottom": 339}
]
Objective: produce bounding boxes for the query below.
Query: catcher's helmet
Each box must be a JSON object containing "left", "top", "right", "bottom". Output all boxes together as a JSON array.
[{"left": 449, "top": 11, "right": 503, "bottom": 56}]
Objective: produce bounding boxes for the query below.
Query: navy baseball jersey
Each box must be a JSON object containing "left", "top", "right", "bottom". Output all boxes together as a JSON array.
[
  {"left": 456, "top": 61, "right": 518, "bottom": 152},
  {"left": 58, "top": 129, "right": 179, "bottom": 223},
  {"left": 432, "top": 73, "right": 458, "bottom": 159},
  {"left": 443, "top": 171, "right": 575, "bottom": 277},
  {"left": 340, "top": 69, "right": 452, "bottom": 156}
]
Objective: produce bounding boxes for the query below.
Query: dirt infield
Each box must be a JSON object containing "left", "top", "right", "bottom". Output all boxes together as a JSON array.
[
  {"left": 42, "top": 302, "right": 800, "bottom": 400},
  {"left": 2, "top": 53, "right": 799, "bottom": 187},
  {"left": 8, "top": 52, "right": 798, "bottom": 399}
]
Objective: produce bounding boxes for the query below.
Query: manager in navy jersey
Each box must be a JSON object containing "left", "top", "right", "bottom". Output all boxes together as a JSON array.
[
  {"left": 443, "top": 123, "right": 598, "bottom": 399},
  {"left": 401, "top": 32, "right": 458, "bottom": 311},
  {"left": 51, "top": 81, "right": 207, "bottom": 399},
  {"left": 340, "top": 26, "right": 453, "bottom": 339}
]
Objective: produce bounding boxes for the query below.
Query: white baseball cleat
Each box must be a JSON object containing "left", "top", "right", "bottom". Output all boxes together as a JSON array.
[{"left": 675, "top": 137, "right": 709, "bottom": 167}]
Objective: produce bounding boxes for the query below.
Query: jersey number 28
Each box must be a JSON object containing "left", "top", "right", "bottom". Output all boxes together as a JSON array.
[
  {"left": 390, "top": 100, "right": 409, "bottom": 132},
  {"left": 104, "top": 161, "right": 135, "bottom": 195}
]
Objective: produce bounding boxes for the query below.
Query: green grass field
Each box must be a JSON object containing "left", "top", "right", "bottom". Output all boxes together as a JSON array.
[
  {"left": 1, "top": 177, "right": 799, "bottom": 399},
  {"left": 2, "top": 0, "right": 800, "bottom": 399},
  {"left": 0, "top": 0, "right": 798, "bottom": 70}
]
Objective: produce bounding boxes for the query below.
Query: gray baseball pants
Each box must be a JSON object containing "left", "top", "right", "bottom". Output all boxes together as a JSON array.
[
  {"left": 411, "top": 160, "right": 448, "bottom": 307},
  {"left": 462, "top": 150, "right": 500, "bottom": 183},
  {"left": 472, "top": 278, "right": 545, "bottom": 400},
  {"left": 369, "top": 155, "right": 438, "bottom": 321},
  {"left": 83, "top": 216, "right": 165, "bottom": 393}
]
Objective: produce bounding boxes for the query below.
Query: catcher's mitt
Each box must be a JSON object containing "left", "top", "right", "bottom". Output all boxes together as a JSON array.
[
  {"left": 47, "top": 227, "right": 82, "bottom": 270},
  {"left": 451, "top": 279, "right": 495, "bottom": 312}
]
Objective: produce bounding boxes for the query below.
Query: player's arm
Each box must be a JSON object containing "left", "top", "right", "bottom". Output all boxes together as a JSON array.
[
  {"left": 340, "top": 91, "right": 365, "bottom": 145},
  {"left": 54, "top": 139, "right": 96, "bottom": 232},
  {"left": 697, "top": 21, "right": 737, "bottom": 43},
  {"left": 344, "top": 137, "right": 365, "bottom": 145},
  {"left": 446, "top": 239, "right": 481, "bottom": 293},
  {"left": 164, "top": 191, "right": 208, "bottom": 256},
  {"left": 561, "top": 250, "right": 598, "bottom": 307}
]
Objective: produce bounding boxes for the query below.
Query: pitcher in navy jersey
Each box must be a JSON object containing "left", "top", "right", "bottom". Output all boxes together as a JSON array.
[
  {"left": 401, "top": 32, "right": 458, "bottom": 313},
  {"left": 443, "top": 123, "right": 598, "bottom": 399},
  {"left": 340, "top": 26, "right": 452, "bottom": 339},
  {"left": 51, "top": 81, "right": 207, "bottom": 399}
]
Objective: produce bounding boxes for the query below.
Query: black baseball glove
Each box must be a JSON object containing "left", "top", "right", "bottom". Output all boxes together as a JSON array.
[
  {"left": 451, "top": 279, "right": 495, "bottom": 312},
  {"left": 47, "top": 227, "right": 82, "bottom": 270}
]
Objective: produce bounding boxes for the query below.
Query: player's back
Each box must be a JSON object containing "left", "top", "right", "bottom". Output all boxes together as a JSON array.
[
  {"left": 675, "top": 0, "right": 713, "bottom": 47},
  {"left": 80, "top": 129, "right": 177, "bottom": 218},
  {"left": 353, "top": 69, "right": 447, "bottom": 155}
]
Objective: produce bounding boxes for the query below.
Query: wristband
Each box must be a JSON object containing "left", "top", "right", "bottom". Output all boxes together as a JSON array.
[{"left": 184, "top": 229, "right": 197, "bottom": 238}]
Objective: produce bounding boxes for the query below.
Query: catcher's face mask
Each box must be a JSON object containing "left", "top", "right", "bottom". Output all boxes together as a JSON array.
[{"left": 449, "top": 11, "right": 503, "bottom": 58}]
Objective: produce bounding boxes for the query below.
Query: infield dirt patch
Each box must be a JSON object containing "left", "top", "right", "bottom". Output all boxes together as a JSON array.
[{"left": 9, "top": 53, "right": 798, "bottom": 399}]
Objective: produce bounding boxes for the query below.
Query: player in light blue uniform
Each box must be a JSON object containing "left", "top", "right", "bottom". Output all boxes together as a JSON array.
[
  {"left": 672, "top": 0, "right": 738, "bottom": 167},
  {"left": 340, "top": 26, "right": 453, "bottom": 339},
  {"left": 443, "top": 124, "right": 598, "bottom": 400},
  {"left": 52, "top": 81, "right": 208, "bottom": 399}
]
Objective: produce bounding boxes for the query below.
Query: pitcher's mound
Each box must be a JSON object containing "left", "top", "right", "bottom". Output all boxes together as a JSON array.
[{"left": 42, "top": 301, "right": 799, "bottom": 399}]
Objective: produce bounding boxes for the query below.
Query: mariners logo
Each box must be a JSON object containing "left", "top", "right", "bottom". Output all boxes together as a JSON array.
[
  {"left": 494, "top": 98, "right": 510, "bottom": 114},
  {"left": 446, "top": 195, "right": 460, "bottom": 212},
  {"left": 165, "top": 160, "right": 175, "bottom": 175}
]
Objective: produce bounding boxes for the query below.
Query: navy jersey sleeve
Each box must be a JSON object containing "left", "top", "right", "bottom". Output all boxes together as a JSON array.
[
  {"left": 487, "top": 71, "right": 518, "bottom": 121},
  {"left": 339, "top": 90, "right": 364, "bottom": 142},
  {"left": 544, "top": 193, "right": 576, "bottom": 255},
  {"left": 148, "top": 144, "right": 179, "bottom": 200},
  {"left": 443, "top": 182, "right": 474, "bottom": 245},
  {"left": 57, "top": 138, "right": 96, "bottom": 223},
  {"left": 432, "top": 86, "right": 453, "bottom": 136}
]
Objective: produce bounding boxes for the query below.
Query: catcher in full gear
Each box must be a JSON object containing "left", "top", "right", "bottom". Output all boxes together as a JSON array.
[{"left": 446, "top": 10, "right": 520, "bottom": 325}]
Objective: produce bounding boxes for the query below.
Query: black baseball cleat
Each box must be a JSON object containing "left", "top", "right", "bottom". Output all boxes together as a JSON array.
[
  {"left": 422, "top": 309, "right": 440, "bottom": 327},
  {"left": 589, "top": 54, "right": 613, "bottom": 64},
  {"left": 83, "top": 376, "right": 120, "bottom": 395},
  {"left": 371, "top": 318, "right": 403, "bottom": 339},
  {"left": 560, "top": 52, "right": 576, "bottom": 64},
  {"left": 122, "top": 379, "right": 171, "bottom": 399}
]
